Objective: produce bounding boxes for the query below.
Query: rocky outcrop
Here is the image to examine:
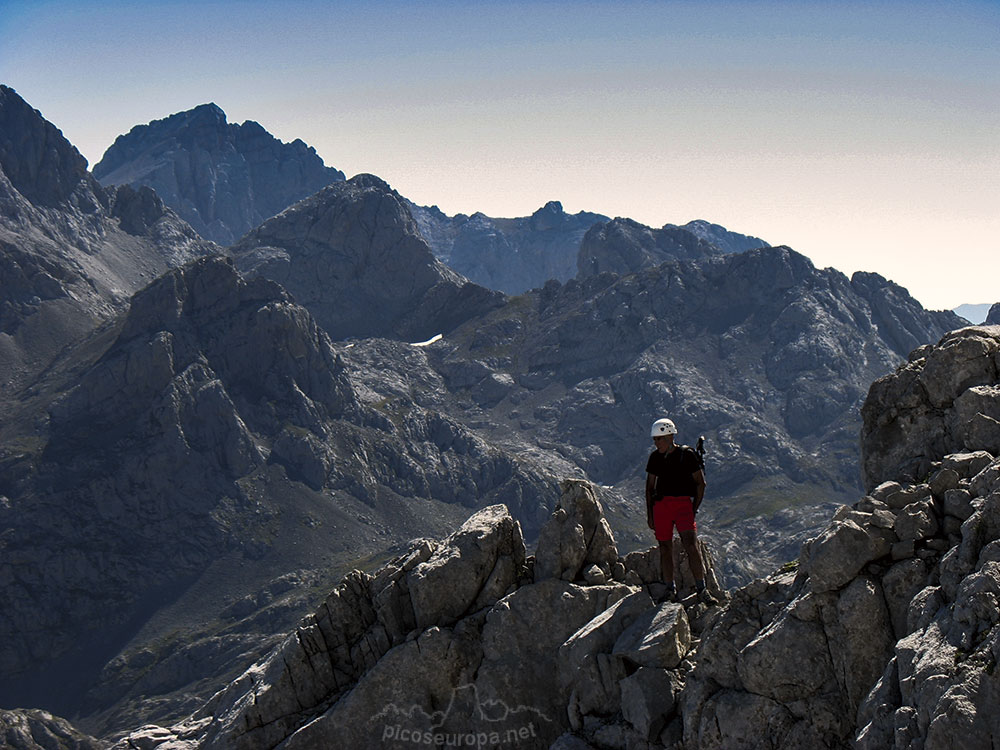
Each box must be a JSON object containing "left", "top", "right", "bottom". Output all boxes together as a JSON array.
[
  {"left": 533, "top": 480, "right": 619, "bottom": 582},
  {"left": 576, "top": 218, "right": 723, "bottom": 278},
  {"left": 0, "top": 709, "right": 104, "bottom": 750},
  {"left": 679, "top": 326, "right": 1000, "bottom": 750},
  {"left": 409, "top": 200, "right": 610, "bottom": 294},
  {"left": 861, "top": 326, "right": 1000, "bottom": 488},
  {"left": 0, "top": 85, "right": 94, "bottom": 208},
  {"left": 109, "top": 480, "right": 725, "bottom": 750},
  {"left": 0, "top": 86, "right": 215, "bottom": 394},
  {"left": 987, "top": 302, "right": 1000, "bottom": 325},
  {"left": 231, "top": 174, "right": 505, "bottom": 341},
  {"left": 93, "top": 104, "right": 345, "bottom": 246}
]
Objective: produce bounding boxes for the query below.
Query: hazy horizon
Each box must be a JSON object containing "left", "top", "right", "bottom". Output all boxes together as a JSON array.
[{"left": 2, "top": 0, "right": 997, "bottom": 311}]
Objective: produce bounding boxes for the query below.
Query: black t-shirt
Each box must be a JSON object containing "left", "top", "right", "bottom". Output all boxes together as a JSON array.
[{"left": 646, "top": 446, "right": 700, "bottom": 499}]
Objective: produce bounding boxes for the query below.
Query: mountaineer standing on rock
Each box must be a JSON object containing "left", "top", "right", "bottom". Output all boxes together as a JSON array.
[{"left": 645, "top": 418, "right": 713, "bottom": 603}]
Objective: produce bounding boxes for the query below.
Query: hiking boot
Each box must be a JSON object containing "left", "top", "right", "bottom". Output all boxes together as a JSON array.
[
  {"left": 697, "top": 588, "right": 720, "bottom": 606},
  {"left": 652, "top": 584, "right": 678, "bottom": 604}
]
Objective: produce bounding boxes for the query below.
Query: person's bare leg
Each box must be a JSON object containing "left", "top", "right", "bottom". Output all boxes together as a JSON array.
[
  {"left": 679, "top": 530, "right": 704, "bottom": 581},
  {"left": 658, "top": 538, "right": 675, "bottom": 584}
]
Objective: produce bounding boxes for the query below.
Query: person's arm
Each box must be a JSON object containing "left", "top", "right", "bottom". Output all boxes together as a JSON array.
[
  {"left": 645, "top": 473, "right": 656, "bottom": 528},
  {"left": 692, "top": 469, "right": 706, "bottom": 514}
]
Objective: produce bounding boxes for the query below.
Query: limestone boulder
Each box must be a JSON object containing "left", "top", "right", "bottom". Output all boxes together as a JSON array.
[
  {"left": 801, "top": 519, "right": 877, "bottom": 592},
  {"left": 0, "top": 709, "right": 104, "bottom": 750},
  {"left": 620, "top": 667, "right": 682, "bottom": 741},
  {"left": 533, "top": 480, "right": 618, "bottom": 583},
  {"left": 612, "top": 603, "right": 691, "bottom": 670},
  {"left": 408, "top": 504, "right": 526, "bottom": 628},
  {"left": 894, "top": 498, "right": 939, "bottom": 541},
  {"left": 558, "top": 590, "right": 650, "bottom": 719},
  {"left": 861, "top": 327, "right": 1000, "bottom": 489}
]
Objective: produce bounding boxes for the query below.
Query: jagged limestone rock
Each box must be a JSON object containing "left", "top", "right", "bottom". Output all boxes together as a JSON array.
[
  {"left": 0, "top": 709, "right": 104, "bottom": 750},
  {"left": 861, "top": 327, "right": 1000, "bottom": 488},
  {"left": 800, "top": 519, "right": 877, "bottom": 592},
  {"left": 558, "top": 591, "right": 651, "bottom": 720},
  {"left": 533, "top": 479, "right": 619, "bottom": 583},
  {"left": 408, "top": 504, "right": 526, "bottom": 628},
  {"left": 619, "top": 667, "right": 682, "bottom": 741},
  {"left": 612, "top": 603, "right": 691, "bottom": 670}
]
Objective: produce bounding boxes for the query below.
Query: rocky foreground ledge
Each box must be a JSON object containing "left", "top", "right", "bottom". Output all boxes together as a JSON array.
[
  {"left": 106, "top": 480, "right": 723, "bottom": 750},
  {"left": 10, "top": 325, "right": 1000, "bottom": 750}
]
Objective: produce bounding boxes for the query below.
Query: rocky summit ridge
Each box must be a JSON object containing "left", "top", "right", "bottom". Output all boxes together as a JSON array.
[
  {"left": 58, "top": 325, "right": 996, "bottom": 750},
  {"left": 93, "top": 103, "right": 345, "bottom": 246},
  {"left": 230, "top": 174, "right": 505, "bottom": 341}
]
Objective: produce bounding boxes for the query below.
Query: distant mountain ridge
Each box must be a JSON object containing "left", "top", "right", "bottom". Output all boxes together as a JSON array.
[
  {"left": 408, "top": 200, "right": 610, "bottom": 293},
  {"left": 93, "top": 103, "right": 345, "bottom": 245},
  {"left": 409, "top": 201, "right": 771, "bottom": 294},
  {"left": 953, "top": 302, "right": 992, "bottom": 324},
  {"left": 92, "top": 103, "right": 770, "bottom": 295}
]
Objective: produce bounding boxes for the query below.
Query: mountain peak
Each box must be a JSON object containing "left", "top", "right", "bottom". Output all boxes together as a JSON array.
[
  {"left": 93, "top": 105, "right": 346, "bottom": 245},
  {"left": 0, "top": 85, "right": 93, "bottom": 206}
]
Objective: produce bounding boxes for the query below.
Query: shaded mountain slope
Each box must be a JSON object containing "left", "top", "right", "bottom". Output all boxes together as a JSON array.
[
  {"left": 0, "top": 256, "right": 558, "bottom": 734},
  {"left": 93, "top": 104, "right": 345, "bottom": 246},
  {"left": 230, "top": 174, "right": 505, "bottom": 341},
  {"left": 0, "top": 85, "right": 215, "bottom": 395},
  {"left": 678, "top": 218, "right": 769, "bottom": 256}
]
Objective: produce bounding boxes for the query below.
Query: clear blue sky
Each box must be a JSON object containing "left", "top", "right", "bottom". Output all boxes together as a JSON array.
[{"left": 2, "top": 0, "right": 997, "bottom": 310}]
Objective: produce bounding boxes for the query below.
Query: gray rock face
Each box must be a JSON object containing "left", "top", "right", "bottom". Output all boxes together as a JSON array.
[
  {"left": 987, "top": 302, "right": 1000, "bottom": 325},
  {"left": 409, "top": 200, "right": 610, "bottom": 294},
  {"left": 533, "top": 479, "right": 618, "bottom": 582},
  {"left": 93, "top": 103, "right": 345, "bottom": 245},
  {"left": 0, "top": 85, "right": 93, "bottom": 207},
  {"left": 231, "top": 174, "right": 505, "bottom": 341},
  {"left": 0, "top": 86, "right": 216, "bottom": 395},
  {"left": 0, "top": 709, "right": 104, "bottom": 750},
  {"left": 576, "top": 217, "right": 722, "bottom": 278},
  {"left": 861, "top": 326, "right": 1000, "bottom": 488}
]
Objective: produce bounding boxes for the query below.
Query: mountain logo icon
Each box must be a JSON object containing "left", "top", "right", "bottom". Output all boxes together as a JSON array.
[{"left": 375, "top": 683, "right": 553, "bottom": 748}]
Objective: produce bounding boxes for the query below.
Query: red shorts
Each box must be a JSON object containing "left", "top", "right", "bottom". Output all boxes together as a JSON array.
[{"left": 653, "top": 496, "right": 696, "bottom": 540}]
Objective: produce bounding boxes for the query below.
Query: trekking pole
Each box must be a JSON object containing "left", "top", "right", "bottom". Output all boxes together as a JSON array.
[{"left": 696, "top": 436, "right": 705, "bottom": 475}]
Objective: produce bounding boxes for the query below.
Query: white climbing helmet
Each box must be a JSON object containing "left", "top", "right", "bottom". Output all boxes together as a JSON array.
[{"left": 650, "top": 418, "right": 677, "bottom": 438}]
